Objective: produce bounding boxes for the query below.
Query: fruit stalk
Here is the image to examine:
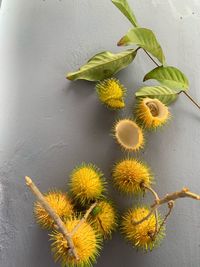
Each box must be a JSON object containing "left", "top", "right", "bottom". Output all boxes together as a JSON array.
[{"left": 25, "top": 176, "right": 79, "bottom": 260}]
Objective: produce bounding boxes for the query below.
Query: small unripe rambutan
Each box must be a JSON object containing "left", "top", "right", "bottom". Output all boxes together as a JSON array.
[
  {"left": 34, "top": 191, "right": 73, "bottom": 229},
  {"left": 96, "top": 78, "right": 126, "bottom": 109},
  {"left": 113, "top": 119, "right": 144, "bottom": 151},
  {"left": 112, "top": 158, "right": 153, "bottom": 195},
  {"left": 135, "top": 97, "right": 170, "bottom": 129},
  {"left": 69, "top": 163, "right": 106, "bottom": 205},
  {"left": 50, "top": 218, "right": 102, "bottom": 267},
  {"left": 121, "top": 206, "right": 165, "bottom": 251},
  {"left": 90, "top": 200, "right": 117, "bottom": 239}
]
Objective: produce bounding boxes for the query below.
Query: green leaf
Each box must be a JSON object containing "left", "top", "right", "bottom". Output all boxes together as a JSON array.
[
  {"left": 143, "top": 66, "right": 189, "bottom": 90},
  {"left": 111, "top": 0, "right": 139, "bottom": 27},
  {"left": 118, "top": 27, "right": 165, "bottom": 64},
  {"left": 67, "top": 49, "right": 138, "bottom": 81},
  {"left": 135, "top": 86, "right": 180, "bottom": 105}
]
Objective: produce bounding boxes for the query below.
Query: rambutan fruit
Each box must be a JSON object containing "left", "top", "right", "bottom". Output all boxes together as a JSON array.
[
  {"left": 121, "top": 206, "right": 165, "bottom": 251},
  {"left": 112, "top": 158, "right": 153, "bottom": 195},
  {"left": 34, "top": 191, "right": 73, "bottom": 229},
  {"left": 90, "top": 200, "right": 117, "bottom": 239},
  {"left": 69, "top": 163, "right": 106, "bottom": 205},
  {"left": 96, "top": 78, "right": 126, "bottom": 109},
  {"left": 50, "top": 217, "right": 102, "bottom": 267}
]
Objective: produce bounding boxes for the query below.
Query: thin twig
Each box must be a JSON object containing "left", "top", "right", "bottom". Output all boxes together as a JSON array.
[
  {"left": 152, "top": 187, "right": 200, "bottom": 207},
  {"left": 142, "top": 184, "right": 159, "bottom": 235},
  {"left": 143, "top": 49, "right": 160, "bottom": 67},
  {"left": 97, "top": 217, "right": 105, "bottom": 236},
  {"left": 25, "top": 176, "right": 79, "bottom": 260},
  {"left": 70, "top": 202, "right": 97, "bottom": 236},
  {"left": 132, "top": 184, "right": 159, "bottom": 225},
  {"left": 132, "top": 186, "right": 200, "bottom": 234},
  {"left": 132, "top": 206, "right": 157, "bottom": 225},
  {"left": 143, "top": 48, "right": 200, "bottom": 111},
  {"left": 181, "top": 90, "right": 200, "bottom": 110},
  {"left": 156, "top": 201, "right": 174, "bottom": 235},
  {"left": 153, "top": 209, "right": 159, "bottom": 238},
  {"left": 142, "top": 184, "right": 159, "bottom": 201}
]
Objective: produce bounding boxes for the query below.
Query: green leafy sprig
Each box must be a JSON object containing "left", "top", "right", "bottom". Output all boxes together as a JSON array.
[{"left": 67, "top": 0, "right": 200, "bottom": 110}]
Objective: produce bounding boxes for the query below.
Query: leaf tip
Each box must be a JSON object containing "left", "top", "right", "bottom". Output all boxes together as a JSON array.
[
  {"left": 117, "top": 37, "right": 125, "bottom": 46},
  {"left": 66, "top": 73, "right": 74, "bottom": 81},
  {"left": 143, "top": 75, "right": 148, "bottom": 82}
]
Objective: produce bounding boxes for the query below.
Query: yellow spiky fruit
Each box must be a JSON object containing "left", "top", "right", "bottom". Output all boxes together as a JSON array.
[
  {"left": 121, "top": 206, "right": 165, "bottom": 251},
  {"left": 69, "top": 163, "right": 106, "bottom": 205},
  {"left": 50, "top": 218, "right": 102, "bottom": 267},
  {"left": 112, "top": 158, "right": 153, "bottom": 195},
  {"left": 90, "top": 200, "right": 117, "bottom": 239},
  {"left": 113, "top": 119, "right": 144, "bottom": 151},
  {"left": 96, "top": 78, "right": 126, "bottom": 109},
  {"left": 34, "top": 191, "right": 73, "bottom": 229},
  {"left": 135, "top": 98, "right": 170, "bottom": 129}
]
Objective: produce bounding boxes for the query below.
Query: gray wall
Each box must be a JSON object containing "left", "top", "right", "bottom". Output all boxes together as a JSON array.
[{"left": 1, "top": 0, "right": 200, "bottom": 266}]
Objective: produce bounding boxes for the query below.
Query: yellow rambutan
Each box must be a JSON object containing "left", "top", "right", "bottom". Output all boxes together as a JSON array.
[
  {"left": 121, "top": 206, "right": 165, "bottom": 251},
  {"left": 112, "top": 158, "right": 153, "bottom": 195},
  {"left": 135, "top": 98, "right": 170, "bottom": 129},
  {"left": 90, "top": 200, "right": 117, "bottom": 239},
  {"left": 96, "top": 78, "right": 126, "bottom": 109},
  {"left": 69, "top": 163, "right": 106, "bottom": 205},
  {"left": 34, "top": 191, "right": 73, "bottom": 229},
  {"left": 113, "top": 119, "right": 144, "bottom": 151},
  {"left": 50, "top": 217, "right": 102, "bottom": 267}
]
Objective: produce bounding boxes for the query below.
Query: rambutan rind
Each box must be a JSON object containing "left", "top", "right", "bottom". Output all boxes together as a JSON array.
[{"left": 113, "top": 118, "right": 144, "bottom": 151}]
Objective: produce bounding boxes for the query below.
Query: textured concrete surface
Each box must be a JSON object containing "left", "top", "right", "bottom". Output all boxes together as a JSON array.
[{"left": 1, "top": 0, "right": 200, "bottom": 266}]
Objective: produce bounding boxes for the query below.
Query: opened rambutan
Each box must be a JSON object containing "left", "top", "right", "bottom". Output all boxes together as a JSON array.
[
  {"left": 90, "top": 200, "right": 117, "bottom": 239},
  {"left": 69, "top": 163, "right": 106, "bottom": 205},
  {"left": 96, "top": 78, "right": 126, "bottom": 109},
  {"left": 113, "top": 119, "right": 144, "bottom": 151},
  {"left": 50, "top": 217, "right": 102, "bottom": 267},
  {"left": 34, "top": 191, "right": 73, "bottom": 229},
  {"left": 121, "top": 206, "right": 165, "bottom": 251},
  {"left": 112, "top": 158, "right": 153, "bottom": 195},
  {"left": 135, "top": 98, "right": 170, "bottom": 129}
]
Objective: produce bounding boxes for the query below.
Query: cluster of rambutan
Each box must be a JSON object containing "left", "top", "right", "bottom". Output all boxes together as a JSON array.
[
  {"left": 112, "top": 157, "right": 165, "bottom": 251},
  {"left": 34, "top": 163, "right": 117, "bottom": 267},
  {"left": 96, "top": 78, "right": 170, "bottom": 151},
  {"left": 32, "top": 74, "right": 172, "bottom": 265},
  {"left": 96, "top": 77, "right": 170, "bottom": 251}
]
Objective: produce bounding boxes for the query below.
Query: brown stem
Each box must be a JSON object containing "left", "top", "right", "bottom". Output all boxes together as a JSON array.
[
  {"left": 132, "top": 186, "right": 200, "bottom": 239},
  {"left": 70, "top": 202, "right": 97, "bottom": 236},
  {"left": 153, "top": 209, "right": 159, "bottom": 238},
  {"left": 97, "top": 217, "right": 105, "bottom": 235},
  {"left": 143, "top": 49, "right": 160, "bottom": 67},
  {"left": 133, "top": 184, "right": 159, "bottom": 225},
  {"left": 152, "top": 187, "right": 200, "bottom": 208},
  {"left": 132, "top": 205, "right": 157, "bottom": 225},
  {"left": 156, "top": 201, "right": 174, "bottom": 235},
  {"left": 181, "top": 90, "right": 200, "bottom": 110},
  {"left": 140, "top": 183, "right": 159, "bottom": 235},
  {"left": 25, "top": 176, "right": 79, "bottom": 260},
  {"left": 143, "top": 48, "right": 200, "bottom": 111},
  {"left": 142, "top": 184, "right": 159, "bottom": 201}
]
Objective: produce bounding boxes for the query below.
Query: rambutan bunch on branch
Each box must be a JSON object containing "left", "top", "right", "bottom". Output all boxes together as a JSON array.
[{"left": 25, "top": 162, "right": 117, "bottom": 267}]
